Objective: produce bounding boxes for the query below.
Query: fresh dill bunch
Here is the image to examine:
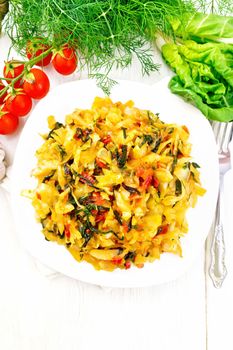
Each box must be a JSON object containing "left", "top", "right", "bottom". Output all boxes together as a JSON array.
[{"left": 4, "top": 0, "right": 197, "bottom": 92}]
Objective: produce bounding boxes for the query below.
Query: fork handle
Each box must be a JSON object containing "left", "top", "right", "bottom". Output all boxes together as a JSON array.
[{"left": 209, "top": 176, "right": 227, "bottom": 288}]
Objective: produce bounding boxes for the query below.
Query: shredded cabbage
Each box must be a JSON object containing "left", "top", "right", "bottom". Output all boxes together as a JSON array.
[{"left": 27, "top": 97, "right": 206, "bottom": 271}]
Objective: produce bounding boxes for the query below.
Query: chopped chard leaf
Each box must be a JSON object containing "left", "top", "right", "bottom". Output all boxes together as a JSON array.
[
  {"left": 74, "top": 127, "right": 83, "bottom": 140},
  {"left": 184, "top": 161, "right": 200, "bottom": 170},
  {"left": 124, "top": 251, "right": 136, "bottom": 261},
  {"left": 42, "top": 170, "right": 56, "bottom": 183},
  {"left": 175, "top": 179, "right": 182, "bottom": 196},
  {"left": 68, "top": 192, "right": 77, "bottom": 207},
  {"left": 192, "top": 162, "right": 200, "bottom": 168},
  {"left": 77, "top": 173, "right": 100, "bottom": 190},
  {"left": 56, "top": 144, "right": 67, "bottom": 159},
  {"left": 80, "top": 224, "right": 93, "bottom": 247},
  {"left": 171, "top": 156, "right": 177, "bottom": 173},
  {"left": 78, "top": 195, "right": 91, "bottom": 206},
  {"left": 122, "top": 183, "right": 140, "bottom": 195},
  {"left": 64, "top": 163, "right": 72, "bottom": 176},
  {"left": 168, "top": 127, "right": 174, "bottom": 134},
  {"left": 141, "top": 134, "right": 154, "bottom": 146},
  {"left": 122, "top": 127, "right": 127, "bottom": 139},
  {"left": 127, "top": 216, "right": 133, "bottom": 231},
  {"left": 113, "top": 210, "right": 123, "bottom": 225},
  {"left": 55, "top": 182, "right": 62, "bottom": 192},
  {"left": 151, "top": 137, "right": 161, "bottom": 153},
  {"left": 116, "top": 145, "right": 128, "bottom": 168},
  {"left": 74, "top": 127, "right": 92, "bottom": 143},
  {"left": 47, "top": 122, "right": 64, "bottom": 139},
  {"left": 58, "top": 232, "right": 65, "bottom": 239}
]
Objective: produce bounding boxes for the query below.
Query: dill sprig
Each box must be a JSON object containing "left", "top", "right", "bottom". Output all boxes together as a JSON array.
[{"left": 4, "top": 0, "right": 197, "bottom": 92}]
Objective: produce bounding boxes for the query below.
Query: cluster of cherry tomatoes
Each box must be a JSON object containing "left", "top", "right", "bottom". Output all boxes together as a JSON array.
[{"left": 0, "top": 39, "right": 78, "bottom": 135}]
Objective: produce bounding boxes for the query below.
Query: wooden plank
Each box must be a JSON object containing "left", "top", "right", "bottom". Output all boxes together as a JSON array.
[
  {"left": 206, "top": 169, "right": 233, "bottom": 350},
  {"left": 0, "top": 190, "right": 206, "bottom": 350},
  {"left": 0, "top": 33, "right": 207, "bottom": 350}
]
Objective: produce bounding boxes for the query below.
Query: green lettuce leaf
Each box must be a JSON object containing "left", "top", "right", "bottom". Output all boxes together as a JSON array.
[
  {"left": 162, "top": 41, "right": 233, "bottom": 122},
  {"left": 171, "top": 12, "right": 233, "bottom": 41},
  {"left": 169, "top": 76, "right": 233, "bottom": 122},
  {"left": 179, "top": 40, "right": 233, "bottom": 87}
]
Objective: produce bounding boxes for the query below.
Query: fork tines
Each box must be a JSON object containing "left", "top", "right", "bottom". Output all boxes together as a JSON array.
[{"left": 211, "top": 121, "right": 233, "bottom": 154}]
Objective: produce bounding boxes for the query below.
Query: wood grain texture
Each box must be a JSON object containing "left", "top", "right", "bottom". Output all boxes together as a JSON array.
[
  {"left": 0, "top": 190, "right": 206, "bottom": 350},
  {"left": 0, "top": 33, "right": 207, "bottom": 350},
  {"left": 205, "top": 169, "right": 233, "bottom": 350}
]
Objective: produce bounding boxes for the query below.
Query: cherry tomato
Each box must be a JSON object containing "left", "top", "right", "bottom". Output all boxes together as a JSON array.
[
  {"left": 23, "top": 68, "right": 50, "bottom": 99},
  {"left": 0, "top": 109, "right": 19, "bottom": 135},
  {"left": 0, "top": 80, "right": 7, "bottom": 104},
  {"left": 26, "top": 39, "right": 52, "bottom": 67},
  {"left": 6, "top": 91, "right": 32, "bottom": 117},
  {"left": 52, "top": 45, "right": 77, "bottom": 75},
  {"left": 3, "top": 61, "right": 24, "bottom": 88}
]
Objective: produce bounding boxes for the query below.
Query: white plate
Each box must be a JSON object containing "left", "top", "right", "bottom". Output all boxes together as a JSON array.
[{"left": 10, "top": 78, "right": 219, "bottom": 288}]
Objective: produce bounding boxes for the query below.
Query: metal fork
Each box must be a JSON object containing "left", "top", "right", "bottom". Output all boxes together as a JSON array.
[{"left": 209, "top": 121, "right": 233, "bottom": 288}]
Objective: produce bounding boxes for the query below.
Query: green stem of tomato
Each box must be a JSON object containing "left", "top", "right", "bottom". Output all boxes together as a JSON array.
[{"left": 0, "top": 47, "right": 53, "bottom": 99}]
